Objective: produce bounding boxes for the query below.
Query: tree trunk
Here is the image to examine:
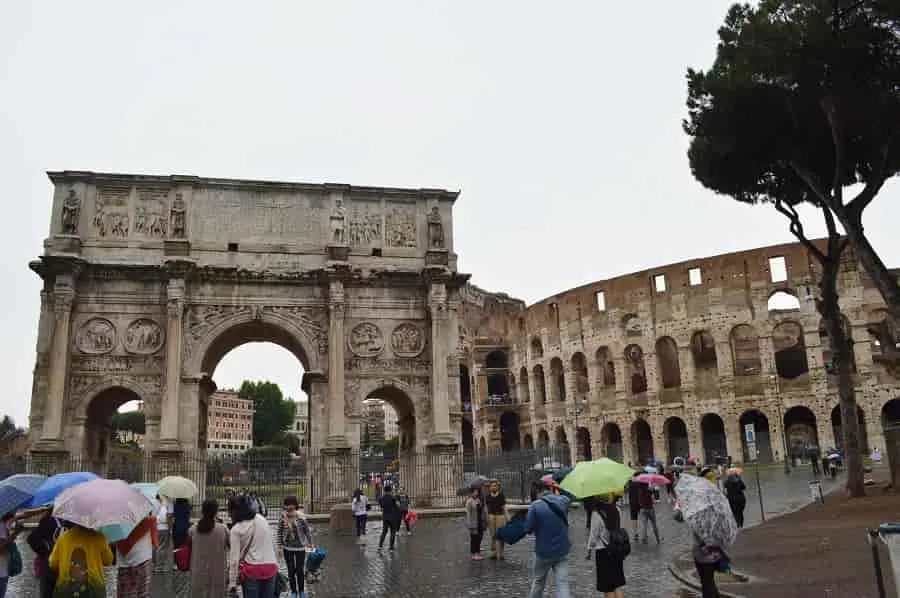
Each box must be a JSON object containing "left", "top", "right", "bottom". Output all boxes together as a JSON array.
[
  {"left": 818, "top": 254, "right": 865, "bottom": 497},
  {"left": 840, "top": 215, "right": 900, "bottom": 328}
]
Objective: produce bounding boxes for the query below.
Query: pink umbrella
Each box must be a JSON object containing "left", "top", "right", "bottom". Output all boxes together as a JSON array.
[
  {"left": 54, "top": 478, "right": 154, "bottom": 542},
  {"left": 636, "top": 473, "right": 671, "bottom": 486}
]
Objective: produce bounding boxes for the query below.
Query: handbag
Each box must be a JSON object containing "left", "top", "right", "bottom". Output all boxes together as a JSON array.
[
  {"left": 7, "top": 542, "right": 22, "bottom": 577},
  {"left": 237, "top": 521, "right": 256, "bottom": 583},
  {"left": 174, "top": 536, "right": 192, "bottom": 571}
]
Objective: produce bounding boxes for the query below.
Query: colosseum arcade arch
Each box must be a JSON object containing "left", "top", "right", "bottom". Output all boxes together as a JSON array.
[
  {"left": 700, "top": 413, "right": 727, "bottom": 463},
  {"left": 27, "top": 172, "right": 468, "bottom": 505},
  {"left": 631, "top": 419, "right": 654, "bottom": 464},
  {"left": 831, "top": 404, "right": 868, "bottom": 456},
  {"left": 664, "top": 417, "right": 689, "bottom": 462},
  {"left": 81, "top": 386, "right": 145, "bottom": 474},
  {"left": 784, "top": 406, "right": 819, "bottom": 459},
  {"left": 601, "top": 423, "right": 623, "bottom": 461},
  {"left": 739, "top": 409, "right": 773, "bottom": 463},
  {"left": 499, "top": 411, "right": 521, "bottom": 452}
]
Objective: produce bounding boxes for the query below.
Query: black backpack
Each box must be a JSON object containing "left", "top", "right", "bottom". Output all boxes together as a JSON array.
[{"left": 599, "top": 511, "right": 631, "bottom": 559}]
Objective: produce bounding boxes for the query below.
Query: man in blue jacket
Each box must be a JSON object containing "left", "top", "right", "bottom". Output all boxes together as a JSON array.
[{"left": 523, "top": 479, "right": 573, "bottom": 598}]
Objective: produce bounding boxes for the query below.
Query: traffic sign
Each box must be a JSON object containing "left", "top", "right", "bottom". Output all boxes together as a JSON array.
[{"left": 744, "top": 423, "right": 756, "bottom": 444}]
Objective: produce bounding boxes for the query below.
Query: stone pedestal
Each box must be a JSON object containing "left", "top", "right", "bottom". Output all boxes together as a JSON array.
[
  {"left": 329, "top": 502, "right": 355, "bottom": 535},
  {"left": 27, "top": 449, "right": 71, "bottom": 476},
  {"left": 425, "top": 443, "right": 462, "bottom": 508},
  {"left": 312, "top": 448, "right": 356, "bottom": 512}
]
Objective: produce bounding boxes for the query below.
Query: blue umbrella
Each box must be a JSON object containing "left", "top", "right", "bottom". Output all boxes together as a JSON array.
[
  {"left": 27, "top": 472, "right": 99, "bottom": 508},
  {"left": 0, "top": 473, "right": 47, "bottom": 517}
]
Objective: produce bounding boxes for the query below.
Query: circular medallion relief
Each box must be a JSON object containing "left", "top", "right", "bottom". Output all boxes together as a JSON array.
[
  {"left": 124, "top": 319, "right": 165, "bottom": 354},
  {"left": 391, "top": 323, "right": 425, "bottom": 358},
  {"left": 76, "top": 318, "right": 116, "bottom": 354},
  {"left": 348, "top": 322, "right": 385, "bottom": 357}
]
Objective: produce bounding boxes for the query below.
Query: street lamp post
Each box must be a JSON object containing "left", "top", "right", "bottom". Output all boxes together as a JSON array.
[
  {"left": 770, "top": 374, "right": 791, "bottom": 474},
  {"left": 568, "top": 397, "right": 585, "bottom": 462}
]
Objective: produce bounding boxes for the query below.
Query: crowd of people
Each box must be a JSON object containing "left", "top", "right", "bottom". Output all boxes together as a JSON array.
[{"left": 5, "top": 491, "right": 315, "bottom": 598}]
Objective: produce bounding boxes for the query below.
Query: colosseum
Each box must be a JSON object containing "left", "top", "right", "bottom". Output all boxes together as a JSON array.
[{"left": 458, "top": 239, "right": 900, "bottom": 468}]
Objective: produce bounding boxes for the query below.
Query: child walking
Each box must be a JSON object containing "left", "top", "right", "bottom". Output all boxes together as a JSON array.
[{"left": 277, "top": 496, "right": 313, "bottom": 598}]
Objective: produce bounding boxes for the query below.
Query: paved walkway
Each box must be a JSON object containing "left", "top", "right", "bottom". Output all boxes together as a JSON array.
[
  {"left": 9, "top": 467, "right": 833, "bottom": 596},
  {"left": 672, "top": 471, "right": 900, "bottom": 598}
]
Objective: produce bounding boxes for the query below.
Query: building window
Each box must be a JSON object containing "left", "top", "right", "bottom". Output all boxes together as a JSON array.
[
  {"left": 689, "top": 267, "right": 702, "bottom": 286},
  {"left": 769, "top": 256, "right": 787, "bottom": 282},
  {"left": 654, "top": 274, "right": 667, "bottom": 293},
  {"left": 595, "top": 290, "right": 606, "bottom": 312}
]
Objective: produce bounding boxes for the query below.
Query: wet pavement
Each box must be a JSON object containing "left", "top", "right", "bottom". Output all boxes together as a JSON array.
[{"left": 10, "top": 466, "right": 839, "bottom": 597}]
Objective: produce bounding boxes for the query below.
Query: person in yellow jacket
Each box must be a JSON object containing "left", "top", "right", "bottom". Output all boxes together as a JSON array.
[{"left": 48, "top": 526, "right": 113, "bottom": 598}]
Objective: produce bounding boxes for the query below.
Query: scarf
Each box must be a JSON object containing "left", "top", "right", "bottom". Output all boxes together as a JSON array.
[{"left": 117, "top": 517, "right": 159, "bottom": 555}]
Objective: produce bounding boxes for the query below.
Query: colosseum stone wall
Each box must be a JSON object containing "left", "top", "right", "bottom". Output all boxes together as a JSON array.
[{"left": 459, "top": 239, "right": 900, "bottom": 467}]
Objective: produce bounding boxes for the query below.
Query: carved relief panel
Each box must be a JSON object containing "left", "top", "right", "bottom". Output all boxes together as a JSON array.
[
  {"left": 75, "top": 318, "right": 117, "bottom": 355},
  {"left": 390, "top": 323, "right": 425, "bottom": 358},
  {"left": 124, "top": 319, "right": 165, "bottom": 354},
  {"left": 347, "top": 201, "right": 382, "bottom": 247},
  {"left": 348, "top": 322, "right": 385, "bottom": 357},
  {"left": 93, "top": 185, "right": 130, "bottom": 238},
  {"left": 133, "top": 188, "right": 169, "bottom": 238},
  {"left": 385, "top": 205, "right": 417, "bottom": 248}
]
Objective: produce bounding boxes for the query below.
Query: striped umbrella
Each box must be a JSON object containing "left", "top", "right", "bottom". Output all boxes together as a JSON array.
[{"left": 0, "top": 473, "right": 47, "bottom": 517}]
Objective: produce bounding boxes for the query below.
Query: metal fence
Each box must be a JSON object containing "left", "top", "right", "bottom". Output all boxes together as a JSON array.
[{"left": 1, "top": 446, "right": 571, "bottom": 512}]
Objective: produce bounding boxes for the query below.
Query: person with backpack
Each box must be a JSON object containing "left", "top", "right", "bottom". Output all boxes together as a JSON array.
[
  {"left": 523, "top": 478, "right": 574, "bottom": 598},
  {"left": 377, "top": 485, "right": 402, "bottom": 552},
  {"left": 277, "top": 495, "right": 312, "bottom": 598},
  {"left": 586, "top": 495, "right": 628, "bottom": 597},
  {"left": 49, "top": 524, "right": 114, "bottom": 598}
]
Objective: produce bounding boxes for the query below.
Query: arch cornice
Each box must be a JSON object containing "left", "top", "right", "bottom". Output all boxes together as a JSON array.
[{"left": 183, "top": 306, "right": 324, "bottom": 375}]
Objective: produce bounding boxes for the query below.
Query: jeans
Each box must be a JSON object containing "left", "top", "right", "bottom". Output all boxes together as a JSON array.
[
  {"left": 355, "top": 514, "right": 368, "bottom": 536},
  {"left": 695, "top": 561, "right": 721, "bottom": 598},
  {"left": 0, "top": 576, "right": 7, "bottom": 598},
  {"left": 639, "top": 507, "right": 660, "bottom": 542},
  {"left": 379, "top": 520, "right": 398, "bottom": 549},
  {"left": 469, "top": 529, "right": 484, "bottom": 554},
  {"left": 242, "top": 575, "right": 277, "bottom": 598},
  {"left": 528, "top": 555, "right": 571, "bottom": 598},
  {"left": 284, "top": 549, "right": 306, "bottom": 594}
]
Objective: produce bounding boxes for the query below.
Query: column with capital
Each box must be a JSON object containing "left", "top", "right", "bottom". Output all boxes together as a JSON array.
[
  {"left": 326, "top": 278, "right": 348, "bottom": 447},
  {"left": 428, "top": 281, "right": 454, "bottom": 444},
  {"left": 159, "top": 279, "right": 185, "bottom": 448},
  {"left": 40, "top": 276, "right": 76, "bottom": 446}
]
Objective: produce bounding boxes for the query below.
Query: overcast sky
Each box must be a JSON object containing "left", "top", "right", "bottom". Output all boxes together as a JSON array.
[{"left": 1, "top": 1, "right": 897, "bottom": 426}]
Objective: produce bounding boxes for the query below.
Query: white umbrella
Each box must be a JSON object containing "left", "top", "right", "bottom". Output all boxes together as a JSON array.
[{"left": 674, "top": 474, "right": 738, "bottom": 550}]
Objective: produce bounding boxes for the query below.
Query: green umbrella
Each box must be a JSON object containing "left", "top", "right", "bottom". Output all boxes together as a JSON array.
[{"left": 559, "top": 458, "right": 635, "bottom": 498}]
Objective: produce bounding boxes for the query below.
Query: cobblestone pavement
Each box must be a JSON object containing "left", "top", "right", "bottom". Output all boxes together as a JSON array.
[{"left": 10, "top": 466, "right": 839, "bottom": 597}]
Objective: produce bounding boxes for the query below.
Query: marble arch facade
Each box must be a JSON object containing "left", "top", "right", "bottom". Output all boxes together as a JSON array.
[{"left": 28, "top": 172, "right": 467, "bottom": 501}]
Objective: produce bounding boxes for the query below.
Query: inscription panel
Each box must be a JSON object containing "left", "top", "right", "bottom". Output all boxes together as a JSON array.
[{"left": 192, "top": 189, "right": 325, "bottom": 243}]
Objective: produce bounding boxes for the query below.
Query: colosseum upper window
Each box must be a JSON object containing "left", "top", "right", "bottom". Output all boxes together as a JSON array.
[
  {"left": 689, "top": 267, "right": 703, "bottom": 286},
  {"left": 622, "top": 314, "right": 642, "bottom": 337},
  {"left": 654, "top": 274, "right": 667, "bottom": 293},
  {"left": 596, "top": 347, "right": 616, "bottom": 388},
  {"left": 530, "top": 337, "right": 544, "bottom": 359},
  {"left": 624, "top": 344, "right": 648, "bottom": 394},
  {"left": 730, "top": 324, "right": 762, "bottom": 376},
  {"left": 596, "top": 291, "right": 606, "bottom": 312},
  {"left": 768, "top": 290, "right": 801, "bottom": 312},
  {"left": 772, "top": 320, "right": 809, "bottom": 379},
  {"left": 571, "top": 352, "right": 590, "bottom": 394},
  {"left": 769, "top": 256, "right": 788, "bottom": 283},
  {"left": 485, "top": 350, "right": 508, "bottom": 369},
  {"left": 655, "top": 337, "right": 682, "bottom": 389}
]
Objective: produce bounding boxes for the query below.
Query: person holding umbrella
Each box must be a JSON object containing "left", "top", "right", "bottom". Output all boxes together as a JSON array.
[
  {"left": 27, "top": 507, "right": 64, "bottom": 598},
  {"left": 49, "top": 524, "right": 114, "bottom": 598},
  {"left": 586, "top": 495, "right": 627, "bottom": 598}
]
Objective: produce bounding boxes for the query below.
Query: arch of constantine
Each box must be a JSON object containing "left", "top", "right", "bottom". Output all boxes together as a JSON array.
[
  {"left": 28, "top": 171, "right": 466, "bottom": 505},
  {"left": 459, "top": 241, "right": 900, "bottom": 468}
]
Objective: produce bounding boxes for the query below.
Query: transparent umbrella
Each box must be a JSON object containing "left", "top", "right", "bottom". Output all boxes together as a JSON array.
[{"left": 674, "top": 473, "right": 738, "bottom": 550}]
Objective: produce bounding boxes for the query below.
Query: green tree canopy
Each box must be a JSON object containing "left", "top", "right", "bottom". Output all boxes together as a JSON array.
[
  {"left": 682, "top": 0, "right": 897, "bottom": 496},
  {"left": 238, "top": 380, "right": 296, "bottom": 446},
  {"left": 684, "top": 0, "right": 900, "bottom": 339},
  {"left": 109, "top": 411, "right": 146, "bottom": 435}
]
